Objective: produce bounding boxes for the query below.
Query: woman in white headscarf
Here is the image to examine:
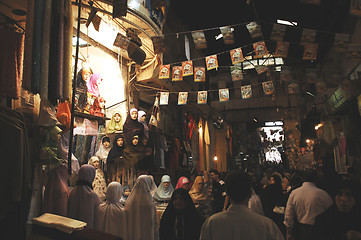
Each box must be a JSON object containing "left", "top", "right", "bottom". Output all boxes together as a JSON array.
[
  {"left": 68, "top": 164, "right": 101, "bottom": 229},
  {"left": 95, "top": 182, "right": 127, "bottom": 239},
  {"left": 153, "top": 175, "right": 174, "bottom": 202},
  {"left": 88, "top": 156, "right": 107, "bottom": 201},
  {"left": 125, "top": 175, "right": 159, "bottom": 240}
]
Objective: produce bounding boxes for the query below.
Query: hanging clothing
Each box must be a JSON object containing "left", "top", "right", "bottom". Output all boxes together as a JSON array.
[
  {"left": 56, "top": 100, "right": 71, "bottom": 131},
  {"left": 154, "top": 175, "right": 174, "bottom": 202},
  {"left": 75, "top": 67, "right": 93, "bottom": 112},
  {"left": 68, "top": 165, "right": 101, "bottom": 229},
  {"left": 138, "top": 110, "right": 149, "bottom": 139},
  {"left": 159, "top": 188, "right": 202, "bottom": 240},
  {"left": 88, "top": 156, "right": 107, "bottom": 201},
  {"left": 123, "top": 108, "right": 144, "bottom": 145},
  {"left": 169, "top": 138, "right": 181, "bottom": 170},
  {"left": 106, "top": 135, "right": 125, "bottom": 183},
  {"left": 95, "top": 182, "right": 127, "bottom": 239},
  {"left": 125, "top": 175, "right": 159, "bottom": 240},
  {"left": 0, "top": 28, "right": 24, "bottom": 99},
  {"left": 87, "top": 73, "right": 102, "bottom": 97},
  {"left": 204, "top": 121, "right": 210, "bottom": 170},
  {"left": 198, "top": 118, "right": 205, "bottom": 171}
]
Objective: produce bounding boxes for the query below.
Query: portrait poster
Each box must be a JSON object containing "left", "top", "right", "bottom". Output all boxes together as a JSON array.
[
  {"left": 219, "top": 88, "right": 229, "bottom": 102},
  {"left": 172, "top": 66, "right": 183, "bottom": 81},
  {"left": 262, "top": 81, "right": 274, "bottom": 95},
  {"left": 230, "top": 66, "right": 243, "bottom": 81},
  {"left": 246, "top": 21, "right": 262, "bottom": 39},
  {"left": 270, "top": 24, "right": 286, "bottom": 41},
  {"left": 334, "top": 34, "right": 350, "bottom": 53},
  {"left": 178, "top": 92, "right": 188, "bottom": 105},
  {"left": 205, "top": 55, "right": 218, "bottom": 70},
  {"left": 303, "top": 43, "right": 318, "bottom": 61},
  {"left": 241, "top": 85, "right": 252, "bottom": 99},
  {"left": 194, "top": 67, "right": 206, "bottom": 82},
  {"left": 182, "top": 60, "right": 193, "bottom": 76},
  {"left": 253, "top": 41, "right": 268, "bottom": 58},
  {"left": 197, "top": 91, "right": 208, "bottom": 104},
  {"left": 275, "top": 42, "right": 290, "bottom": 58},
  {"left": 192, "top": 31, "right": 207, "bottom": 49},
  {"left": 301, "top": 29, "right": 316, "bottom": 44},
  {"left": 159, "top": 92, "right": 169, "bottom": 105},
  {"left": 159, "top": 65, "right": 170, "bottom": 79},
  {"left": 230, "top": 48, "right": 244, "bottom": 64},
  {"left": 220, "top": 26, "right": 235, "bottom": 45}
]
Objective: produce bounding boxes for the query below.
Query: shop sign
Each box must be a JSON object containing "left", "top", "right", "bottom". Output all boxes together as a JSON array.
[{"left": 327, "top": 87, "right": 350, "bottom": 110}]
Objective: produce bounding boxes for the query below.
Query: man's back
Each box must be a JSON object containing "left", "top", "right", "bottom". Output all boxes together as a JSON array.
[{"left": 200, "top": 204, "right": 284, "bottom": 240}]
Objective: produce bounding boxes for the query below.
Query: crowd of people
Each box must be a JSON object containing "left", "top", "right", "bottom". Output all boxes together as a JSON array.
[{"left": 44, "top": 159, "right": 361, "bottom": 240}]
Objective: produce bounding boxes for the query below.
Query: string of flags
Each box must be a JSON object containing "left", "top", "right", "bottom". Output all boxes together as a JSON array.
[{"left": 154, "top": 79, "right": 275, "bottom": 106}]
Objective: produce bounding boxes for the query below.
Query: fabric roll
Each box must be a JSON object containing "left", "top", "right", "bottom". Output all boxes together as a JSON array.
[
  {"left": 39, "top": 0, "right": 52, "bottom": 99},
  {"left": 56, "top": 0, "right": 65, "bottom": 99},
  {"left": 63, "top": 0, "right": 73, "bottom": 100},
  {"left": 23, "top": 0, "right": 35, "bottom": 91}
]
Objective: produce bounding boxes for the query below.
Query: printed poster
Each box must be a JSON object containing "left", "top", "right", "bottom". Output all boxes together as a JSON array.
[
  {"left": 197, "top": 91, "right": 208, "bottom": 104},
  {"left": 347, "top": 44, "right": 361, "bottom": 62},
  {"left": 230, "top": 48, "right": 244, "bottom": 64},
  {"left": 270, "top": 24, "right": 286, "bottom": 41},
  {"left": 178, "top": 92, "right": 188, "bottom": 105},
  {"left": 262, "top": 81, "right": 274, "bottom": 95},
  {"left": 159, "top": 65, "right": 170, "bottom": 79},
  {"left": 205, "top": 55, "right": 218, "bottom": 70},
  {"left": 182, "top": 60, "right": 193, "bottom": 76},
  {"left": 301, "top": 29, "right": 317, "bottom": 44},
  {"left": 230, "top": 66, "right": 243, "bottom": 81},
  {"left": 220, "top": 26, "right": 235, "bottom": 45},
  {"left": 334, "top": 34, "right": 350, "bottom": 53},
  {"left": 303, "top": 43, "right": 318, "bottom": 61},
  {"left": 241, "top": 85, "right": 252, "bottom": 99},
  {"left": 305, "top": 69, "right": 320, "bottom": 84},
  {"left": 288, "top": 82, "right": 300, "bottom": 95},
  {"left": 280, "top": 67, "right": 293, "bottom": 82},
  {"left": 253, "top": 41, "right": 268, "bottom": 58},
  {"left": 172, "top": 66, "right": 183, "bottom": 81},
  {"left": 275, "top": 42, "right": 289, "bottom": 58},
  {"left": 194, "top": 67, "right": 206, "bottom": 82},
  {"left": 246, "top": 21, "right": 262, "bottom": 39},
  {"left": 192, "top": 31, "right": 207, "bottom": 49},
  {"left": 151, "top": 36, "right": 167, "bottom": 54},
  {"left": 159, "top": 92, "right": 169, "bottom": 105},
  {"left": 219, "top": 89, "right": 229, "bottom": 102},
  {"left": 256, "top": 66, "right": 268, "bottom": 75}
]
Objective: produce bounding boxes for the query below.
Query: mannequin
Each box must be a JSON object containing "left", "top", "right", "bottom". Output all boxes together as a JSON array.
[
  {"left": 138, "top": 110, "right": 149, "bottom": 139},
  {"left": 75, "top": 66, "right": 93, "bottom": 111},
  {"left": 89, "top": 97, "right": 105, "bottom": 117},
  {"left": 106, "top": 135, "right": 125, "bottom": 183},
  {"left": 95, "top": 136, "right": 111, "bottom": 170},
  {"left": 123, "top": 108, "right": 144, "bottom": 145},
  {"left": 85, "top": 73, "right": 103, "bottom": 113},
  {"left": 106, "top": 111, "right": 123, "bottom": 133}
]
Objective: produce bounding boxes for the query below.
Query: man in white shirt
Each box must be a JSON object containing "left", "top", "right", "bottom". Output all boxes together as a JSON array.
[
  {"left": 284, "top": 169, "right": 333, "bottom": 240},
  {"left": 200, "top": 170, "right": 284, "bottom": 240}
]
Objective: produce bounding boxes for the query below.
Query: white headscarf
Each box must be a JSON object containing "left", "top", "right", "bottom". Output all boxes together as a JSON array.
[
  {"left": 125, "top": 175, "right": 159, "bottom": 240},
  {"left": 95, "top": 182, "right": 127, "bottom": 239},
  {"left": 153, "top": 175, "right": 174, "bottom": 201},
  {"left": 95, "top": 136, "right": 111, "bottom": 163}
]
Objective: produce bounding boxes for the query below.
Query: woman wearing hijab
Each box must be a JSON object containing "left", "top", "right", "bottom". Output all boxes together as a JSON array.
[
  {"left": 138, "top": 110, "right": 149, "bottom": 140},
  {"left": 154, "top": 175, "right": 174, "bottom": 202},
  {"left": 123, "top": 108, "right": 144, "bottom": 146},
  {"left": 95, "top": 136, "right": 111, "bottom": 167},
  {"left": 125, "top": 175, "right": 159, "bottom": 240},
  {"left": 88, "top": 156, "right": 107, "bottom": 201},
  {"left": 175, "top": 177, "right": 191, "bottom": 192},
  {"left": 188, "top": 176, "right": 212, "bottom": 221},
  {"left": 120, "top": 185, "right": 131, "bottom": 206},
  {"left": 68, "top": 164, "right": 101, "bottom": 229},
  {"left": 159, "top": 188, "right": 202, "bottom": 240},
  {"left": 106, "top": 135, "right": 125, "bottom": 183},
  {"left": 106, "top": 111, "right": 123, "bottom": 134},
  {"left": 85, "top": 73, "right": 103, "bottom": 113},
  {"left": 95, "top": 182, "right": 127, "bottom": 239}
]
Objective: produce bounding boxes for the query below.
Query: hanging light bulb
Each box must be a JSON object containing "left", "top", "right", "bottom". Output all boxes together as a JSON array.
[{"left": 214, "top": 156, "right": 218, "bottom": 161}]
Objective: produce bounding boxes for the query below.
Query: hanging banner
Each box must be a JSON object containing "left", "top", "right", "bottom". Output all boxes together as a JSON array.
[
  {"left": 230, "top": 66, "right": 243, "bottom": 81},
  {"left": 149, "top": 96, "right": 159, "bottom": 127},
  {"left": 253, "top": 41, "right": 268, "bottom": 58},
  {"left": 270, "top": 24, "right": 286, "bottom": 41},
  {"left": 301, "top": 29, "right": 317, "bottom": 44},
  {"left": 205, "top": 55, "right": 218, "bottom": 70},
  {"left": 113, "top": 33, "right": 130, "bottom": 50},
  {"left": 241, "top": 85, "right": 252, "bottom": 99},
  {"left": 280, "top": 67, "right": 293, "bottom": 82},
  {"left": 219, "top": 88, "right": 229, "bottom": 102},
  {"left": 194, "top": 67, "right": 206, "bottom": 82},
  {"left": 246, "top": 21, "right": 262, "bottom": 39},
  {"left": 159, "top": 64, "right": 170, "bottom": 79},
  {"left": 151, "top": 36, "right": 167, "bottom": 54},
  {"left": 288, "top": 81, "right": 300, "bottom": 95},
  {"left": 347, "top": 44, "right": 361, "bottom": 62},
  {"left": 334, "top": 34, "right": 350, "bottom": 53},
  {"left": 255, "top": 65, "right": 268, "bottom": 75},
  {"left": 315, "top": 81, "right": 328, "bottom": 95},
  {"left": 275, "top": 42, "right": 290, "bottom": 58},
  {"left": 192, "top": 31, "right": 207, "bottom": 49},
  {"left": 220, "top": 26, "right": 235, "bottom": 45},
  {"left": 262, "top": 81, "right": 274, "bottom": 95},
  {"left": 172, "top": 66, "right": 183, "bottom": 81},
  {"left": 305, "top": 68, "right": 320, "bottom": 84},
  {"left": 350, "top": 0, "right": 361, "bottom": 16},
  {"left": 182, "top": 60, "right": 193, "bottom": 76},
  {"left": 303, "top": 43, "right": 318, "bottom": 60},
  {"left": 197, "top": 91, "right": 208, "bottom": 104},
  {"left": 159, "top": 92, "right": 169, "bottom": 105},
  {"left": 230, "top": 48, "right": 244, "bottom": 64},
  {"left": 178, "top": 92, "right": 188, "bottom": 105}
]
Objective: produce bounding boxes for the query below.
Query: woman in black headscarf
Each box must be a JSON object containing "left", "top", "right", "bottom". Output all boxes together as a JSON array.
[
  {"left": 106, "top": 135, "right": 125, "bottom": 183},
  {"left": 123, "top": 108, "right": 144, "bottom": 146},
  {"left": 159, "top": 188, "right": 202, "bottom": 240}
]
